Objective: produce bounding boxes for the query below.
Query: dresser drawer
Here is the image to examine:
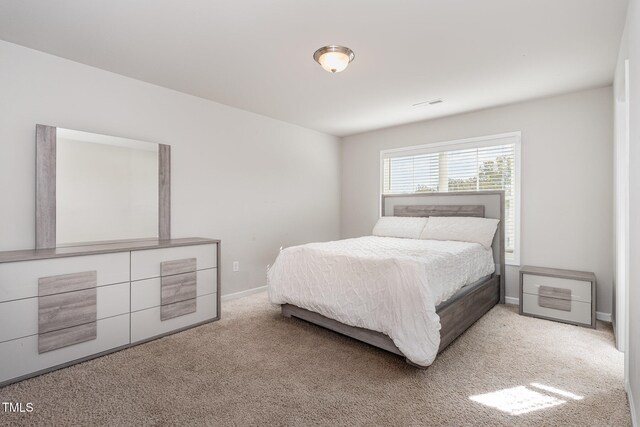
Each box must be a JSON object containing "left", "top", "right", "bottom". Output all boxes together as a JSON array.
[
  {"left": 522, "top": 274, "right": 591, "bottom": 303},
  {"left": 131, "top": 269, "right": 216, "bottom": 312},
  {"left": 131, "top": 294, "right": 217, "bottom": 343},
  {"left": 131, "top": 244, "right": 217, "bottom": 281},
  {"left": 0, "top": 282, "right": 130, "bottom": 344},
  {"left": 0, "top": 253, "right": 130, "bottom": 303},
  {"left": 522, "top": 293, "right": 591, "bottom": 326},
  {"left": 0, "top": 314, "right": 129, "bottom": 385}
]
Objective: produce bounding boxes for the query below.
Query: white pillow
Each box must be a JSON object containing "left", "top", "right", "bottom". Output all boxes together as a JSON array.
[
  {"left": 372, "top": 216, "right": 428, "bottom": 239},
  {"left": 419, "top": 216, "right": 499, "bottom": 248}
]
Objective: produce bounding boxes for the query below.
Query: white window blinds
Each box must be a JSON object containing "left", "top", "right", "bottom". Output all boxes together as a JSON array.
[{"left": 381, "top": 133, "right": 520, "bottom": 263}]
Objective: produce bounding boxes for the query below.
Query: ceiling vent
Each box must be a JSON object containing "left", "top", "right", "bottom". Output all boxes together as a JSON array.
[{"left": 412, "top": 98, "right": 443, "bottom": 107}]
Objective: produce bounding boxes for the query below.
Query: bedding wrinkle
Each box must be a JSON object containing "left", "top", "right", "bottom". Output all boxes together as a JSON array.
[{"left": 268, "top": 236, "right": 495, "bottom": 366}]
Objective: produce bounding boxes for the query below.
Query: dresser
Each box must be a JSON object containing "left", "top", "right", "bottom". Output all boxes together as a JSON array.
[
  {"left": 519, "top": 265, "right": 596, "bottom": 328},
  {"left": 0, "top": 238, "right": 220, "bottom": 386}
]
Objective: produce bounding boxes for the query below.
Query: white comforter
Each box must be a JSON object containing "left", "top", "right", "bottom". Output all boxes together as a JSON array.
[{"left": 267, "top": 236, "right": 495, "bottom": 366}]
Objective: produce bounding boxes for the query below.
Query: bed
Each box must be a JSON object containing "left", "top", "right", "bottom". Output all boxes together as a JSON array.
[{"left": 268, "top": 191, "right": 505, "bottom": 367}]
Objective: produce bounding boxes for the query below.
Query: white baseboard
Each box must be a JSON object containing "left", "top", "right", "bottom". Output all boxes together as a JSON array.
[
  {"left": 221, "top": 285, "right": 267, "bottom": 302},
  {"left": 504, "top": 296, "right": 519, "bottom": 305},
  {"left": 502, "top": 297, "right": 612, "bottom": 322},
  {"left": 596, "top": 311, "right": 612, "bottom": 322},
  {"left": 628, "top": 381, "right": 638, "bottom": 427}
]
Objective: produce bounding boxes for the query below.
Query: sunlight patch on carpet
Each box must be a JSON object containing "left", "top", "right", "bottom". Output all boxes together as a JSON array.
[
  {"left": 529, "top": 383, "right": 584, "bottom": 400},
  {"left": 469, "top": 386, "right": 565, "bottom": 415}
]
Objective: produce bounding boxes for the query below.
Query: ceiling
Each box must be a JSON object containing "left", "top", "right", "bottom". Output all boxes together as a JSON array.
[{"left": 0, "top": 0, "right": 629, "bottom": 136}]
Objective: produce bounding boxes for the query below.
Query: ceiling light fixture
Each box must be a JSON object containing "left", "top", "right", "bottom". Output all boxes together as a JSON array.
[{"left": 313, "top": 45, "right": 355, "bottom": 73}]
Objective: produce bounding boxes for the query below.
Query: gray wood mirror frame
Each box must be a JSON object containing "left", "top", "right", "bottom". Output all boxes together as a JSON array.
[{"left": 35, "top": 124, "right": 171, "bottom": 249}]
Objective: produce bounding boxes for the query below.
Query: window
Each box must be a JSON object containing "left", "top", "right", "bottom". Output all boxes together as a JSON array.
[{"left": 381, "top": 132, "right": 521, "bottom": 264}]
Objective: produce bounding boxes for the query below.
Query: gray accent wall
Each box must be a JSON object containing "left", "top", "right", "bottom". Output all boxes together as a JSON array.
[
  {"left": 0, "top": 40, "right": 341, "bottom": 297},
  {"left": 340, "top": 86, "right": 614, "bottom": 316}
]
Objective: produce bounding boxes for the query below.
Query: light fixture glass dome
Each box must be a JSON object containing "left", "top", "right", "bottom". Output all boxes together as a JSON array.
[{"left": 313, "top": 45, "right": 355, "bottom": 73}]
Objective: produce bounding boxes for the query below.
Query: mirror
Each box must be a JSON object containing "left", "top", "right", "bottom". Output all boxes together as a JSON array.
[
  {"left": 56, "top": 128, "right": 159, "bottom": 245},
  {"left": 36, "top": 125, "right": 171, "bottom": 248}
]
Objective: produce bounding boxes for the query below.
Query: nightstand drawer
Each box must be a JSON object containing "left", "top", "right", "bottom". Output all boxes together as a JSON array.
[
  {"left": 522, "top": 293, "right": 591, "bottom": 326},
  {"left": 522, "top": 274, "right": 591, "bottom": 303}
]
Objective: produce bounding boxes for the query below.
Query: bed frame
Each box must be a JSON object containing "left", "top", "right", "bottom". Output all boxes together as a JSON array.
[{"left": 281, "top": 191, "right": 505, "bottom": 367}]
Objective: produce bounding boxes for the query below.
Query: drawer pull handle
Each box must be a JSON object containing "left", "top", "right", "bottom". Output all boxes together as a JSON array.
[
  {"left": 538, "top": 296, "right": 571, "bottom": 311},
  {"left": 38, "top": 271, "right": 98, "bottom": 353},
  {"left": 161, "top": 258, "right": 197, "bottom": 276},
  {"left": 38, "top": 270, "right": 97, "bottom": 296},
  {"left": 160, "top": 270, "right": 197, "bottom": 321},
  {"left": 538, "top": 285, "right": 572, "bottom": 312},
  {"left": 161, "top": 299, "right": 197, "bottom": 321},
  {"left": 538, "top": 285, "right": 571, "bottom": 301},
  {"left": 161, "top": 271, "right": 197, "bottom": 306},
  {"left": 38, "top": 322, "right": 97, "bottom": 354}
]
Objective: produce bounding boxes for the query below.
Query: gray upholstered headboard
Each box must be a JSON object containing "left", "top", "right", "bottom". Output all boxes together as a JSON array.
[{"left": 381, "top": 190, "right": 505, "bottom": 303}]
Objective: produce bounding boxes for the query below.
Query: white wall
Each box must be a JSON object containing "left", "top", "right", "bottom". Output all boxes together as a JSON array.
[
  {"left": 341, "top": 87, "right": 614, "bottom": 315},
  {"left": 615, "top": 0, "right": 640, "bottom": 423},
  {"left": 0, "top": 40, "right": 341, "bottom": 296}
]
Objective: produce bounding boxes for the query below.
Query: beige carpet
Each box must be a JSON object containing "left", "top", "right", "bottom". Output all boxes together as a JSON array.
[{"left": 0, "top": 292, "right": 630, "bottom": 426}]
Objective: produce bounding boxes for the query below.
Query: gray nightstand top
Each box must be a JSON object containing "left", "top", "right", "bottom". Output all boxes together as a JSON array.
[{"left": 519, "top": 265, "right": 596, "bottom": 282}]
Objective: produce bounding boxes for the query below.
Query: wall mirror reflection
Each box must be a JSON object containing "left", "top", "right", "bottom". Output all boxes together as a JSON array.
[
  {"left": 36, "top": 125, "right": 171, "bottom": 249},
  {"left": 56, "top": 128, "right": 159, "bottom": 245}
]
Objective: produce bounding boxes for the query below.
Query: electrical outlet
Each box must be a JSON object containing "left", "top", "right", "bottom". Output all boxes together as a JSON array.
[{"left": 233, "top": 261, "right": 239, "bottom": 272}]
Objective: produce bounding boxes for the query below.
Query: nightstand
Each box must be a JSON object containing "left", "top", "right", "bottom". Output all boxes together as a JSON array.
[{"left": 519, "top": 265, "right": 596, "bottom": 328}]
